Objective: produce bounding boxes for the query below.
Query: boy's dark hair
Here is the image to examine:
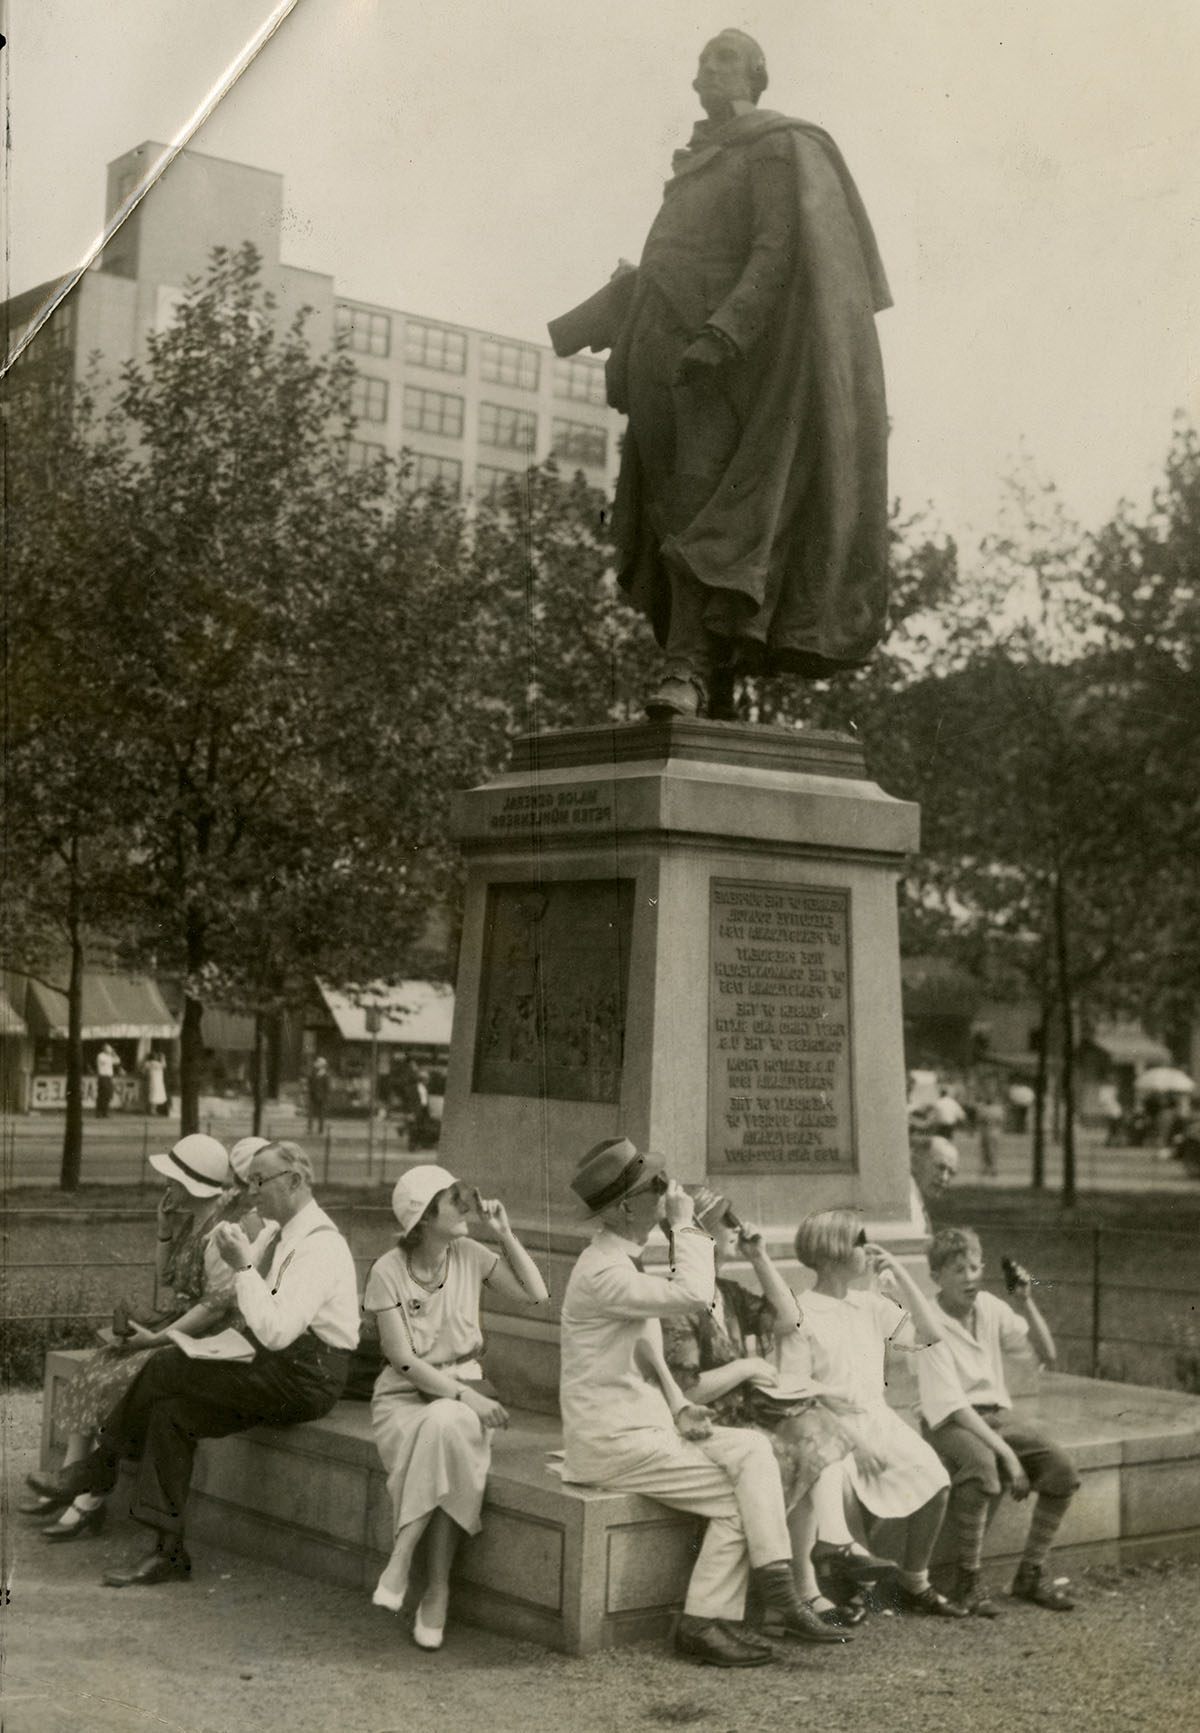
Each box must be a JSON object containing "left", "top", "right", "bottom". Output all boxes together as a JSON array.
[{"left": 928, "top": 1226, "right": 982, "bottom": 1277}]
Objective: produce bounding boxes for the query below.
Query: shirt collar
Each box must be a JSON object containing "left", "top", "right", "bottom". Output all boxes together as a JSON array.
[
  {"left": 278, "top": 1197, "right": 323, "bottom": 1247},
  {"left": 595, "top": 1226, "right": 646, "bottom": 1263}
]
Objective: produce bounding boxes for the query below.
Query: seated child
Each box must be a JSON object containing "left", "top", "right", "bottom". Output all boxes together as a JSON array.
[
  {"left": 791, "top": 1209, "right": 962, "bottom": 1618},
  {"left": 917, "top": 1228, "right": 1080, "bottom": 1616}
]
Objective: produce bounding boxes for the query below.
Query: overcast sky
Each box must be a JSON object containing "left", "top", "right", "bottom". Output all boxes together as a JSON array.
[{"left": 6, "top": 0, "right": 1199, "bottom": 545}]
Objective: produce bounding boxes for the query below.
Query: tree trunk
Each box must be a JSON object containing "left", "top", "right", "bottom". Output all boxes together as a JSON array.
[
  {"left": 59, "top": 854, "right": 85, "bottom": 1190},
  {"left": 1053, "top": 865, "right": 1077, "bottom": 1208},
  {"left": 178, "top": 994, "right": 204, "bottom": 1135},
  {"left": 266, "top": 1007, "right": 282, "bottom": 1099},
  {"left": 251, "top": 1009, "right": 266, "bottom": 1136},
  {"left": 1031, "top": 942, "right": 1054, "bottom": 1190},
  {"left": 178, "top": 904, "right": 207, "bottom": 1135}
]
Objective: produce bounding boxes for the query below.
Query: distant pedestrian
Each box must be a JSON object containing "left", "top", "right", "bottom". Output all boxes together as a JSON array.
[
  {"left": 931, "top": 1083, "right": 967, "bottom": 1137},
  {"left": 1007, "top": 1082, "right": 1035, "bottom": 1135},
  {"left": 142, "top": 1050, "right": 169, "bottom": 1118},
  {"left": 977, "top": 1098, "right": 1004, "bottom": 1178},
  {"left": 1096, "top": 1083, "right": 1123, "bottom": 1148},
  {"left": 307, "top": 1055, "right": 330, "bottom": 1135},
  {"left": 94, "top": 1043, "right": 120, "bottom": 1118}
]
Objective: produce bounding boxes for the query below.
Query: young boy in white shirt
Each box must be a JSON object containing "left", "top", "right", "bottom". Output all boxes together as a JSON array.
[{"left": 917, "top": 1228, "right": 1079, "bottom": 1616}]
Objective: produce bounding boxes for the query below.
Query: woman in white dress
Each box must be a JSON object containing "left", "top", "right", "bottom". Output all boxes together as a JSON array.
[
  {"left": 794, "top": 1208, "right": 964, "bottom": 1617},
  {"left": 365, "top": 1164, "right": 548, "bottom": 1650}
]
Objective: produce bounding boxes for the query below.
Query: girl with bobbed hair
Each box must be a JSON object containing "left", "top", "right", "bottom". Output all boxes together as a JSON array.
[
  {"left": 365, "top": 1164, "right": 548, "bottom": 1650},
  {"left": 790, "top": 1208, "right": 963, "bottom": 1618}
]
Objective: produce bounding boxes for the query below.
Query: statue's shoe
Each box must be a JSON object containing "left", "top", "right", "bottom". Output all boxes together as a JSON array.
[{"left": 645, "top": 675, "right": 704, "bottom": 719}]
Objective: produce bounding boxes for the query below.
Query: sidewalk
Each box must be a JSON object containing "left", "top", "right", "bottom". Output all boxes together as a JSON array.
[{"left": 4, "top": 1393, "right": 1199, "bottom": 1733}]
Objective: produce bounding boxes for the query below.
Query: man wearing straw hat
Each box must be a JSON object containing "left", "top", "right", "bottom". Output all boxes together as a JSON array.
[{"left": 560, "top": 1136, "right": 850, "bottom": 1666}]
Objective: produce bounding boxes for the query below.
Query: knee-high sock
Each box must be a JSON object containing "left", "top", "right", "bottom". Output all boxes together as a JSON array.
[
  {"left": 952, "top": 1484, "right": 999, "bottom": 1572},
  {"left": 1021, "top": 1491, "right": 1072, "bottom": 1571}
]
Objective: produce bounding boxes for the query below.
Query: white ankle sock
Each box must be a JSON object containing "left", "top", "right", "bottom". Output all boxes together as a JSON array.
[{"left": 900, "top": 1569, "right": 930, "bottom": 1594}]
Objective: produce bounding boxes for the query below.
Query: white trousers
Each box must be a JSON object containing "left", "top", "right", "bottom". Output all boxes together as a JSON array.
[{"left": 596, "top": 1425, "right": 790, "bottom": 1622}]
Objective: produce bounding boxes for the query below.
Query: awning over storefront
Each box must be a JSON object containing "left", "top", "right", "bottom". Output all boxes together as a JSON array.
[
  {"left": 0, "top": 988, "right": 27, "bottom": 1036},
  {"left": 1091, "top": 1022, "right": 1171, "bottom": 1068},
  {"left": 317, "top": 981, "right": 454, "bottom": 1048},
  {"left": 27, "top": 973, "right": 179, "bottom": 1041}
]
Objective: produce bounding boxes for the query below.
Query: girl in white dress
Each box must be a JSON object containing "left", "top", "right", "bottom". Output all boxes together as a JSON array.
[
  {"left": 365, "top": 1164, "right": 548, "bottom": 1649},
  {"left": 791, "top": 1208, "right": 963, "bottom": 1617}
]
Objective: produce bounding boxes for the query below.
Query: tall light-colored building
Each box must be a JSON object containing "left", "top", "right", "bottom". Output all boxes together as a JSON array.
[{"left": 4, "top": 141, "right": 622, "bottom": 497}]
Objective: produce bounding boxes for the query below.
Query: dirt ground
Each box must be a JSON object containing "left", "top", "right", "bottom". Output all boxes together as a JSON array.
[{"left": 2, "top": 1391, "right": 1198, "bottom": 1733}]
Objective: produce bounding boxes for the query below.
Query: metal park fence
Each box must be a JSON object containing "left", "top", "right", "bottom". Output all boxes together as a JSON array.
[{"left": 5, "top": 1206, "right": 1200, "bottom": 1397}]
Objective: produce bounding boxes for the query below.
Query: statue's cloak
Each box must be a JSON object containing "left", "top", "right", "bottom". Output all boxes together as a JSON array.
[{"left": 609, "top": 111, "right": 892, "bottom": 678}]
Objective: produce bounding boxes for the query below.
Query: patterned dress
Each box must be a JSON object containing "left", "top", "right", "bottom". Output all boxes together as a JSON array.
[
  {"left": 661, "top": 1275, "right": 853, "bottom": 1508},
  {"left": 57, "top": 1198, "right": 242, "bottom": 1435}
]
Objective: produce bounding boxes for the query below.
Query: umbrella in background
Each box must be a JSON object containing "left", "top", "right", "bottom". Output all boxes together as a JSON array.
[{"left": 1133, "top": 1067, "right": 1195, "bottom": 1094}]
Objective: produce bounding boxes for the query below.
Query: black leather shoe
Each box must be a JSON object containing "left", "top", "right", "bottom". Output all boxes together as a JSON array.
[
  {"left": 808, "top": 1594, "right": 867, "bottom": 1629},
  {"left": 895, "top": 1584, "right": 968, "bottom": 1618},
  {"left": 675, "top": 1616, "right": 774, "bottom": 1668},
  {"left": 750, "top": 1562, "right": 851, "bottom": 1644},
  {"left": 102, "top": 1548, "right": 191, "bottom": 1588},
  {"left": 722, "top": 1621, "right": 775, "bottom": 1657},
  {"left": 43, "top": 1502, "right": 107, "bottom": 1542},
  {"left": 19, "top": 1490, "right": 72, "bottom": 1518},
  {"left": 814, "top": 1542, "right": 895, "bottom": 1584},
  {"left": 27, "top": 1462, "right": 97, "bottom": 1502},
  {"left": 1011, "top": 1564, "right": 1074, "bottom": 1611}
]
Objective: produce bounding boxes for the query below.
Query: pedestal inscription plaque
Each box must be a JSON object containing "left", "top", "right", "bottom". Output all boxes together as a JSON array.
[
  {"left": 708, "top": 880, "right": 855, "bottom": 1173},
  {"left": 473, "top": 879, "right": 633, "bottom": 1103}
]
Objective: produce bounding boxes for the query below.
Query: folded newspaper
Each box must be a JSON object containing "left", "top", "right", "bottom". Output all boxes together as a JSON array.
[{"left": 164, "top": 1326, "right": 255, "bottom": 1361}]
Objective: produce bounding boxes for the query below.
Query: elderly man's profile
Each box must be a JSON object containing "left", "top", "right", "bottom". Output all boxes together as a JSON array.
[{"left": 550, "top": 29, "right": 893, "bottom": 721}]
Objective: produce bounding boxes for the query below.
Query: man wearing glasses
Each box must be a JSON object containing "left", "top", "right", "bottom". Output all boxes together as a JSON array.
[{"left": 36, "top": 1141, "right": 359, "bottom": 1587}]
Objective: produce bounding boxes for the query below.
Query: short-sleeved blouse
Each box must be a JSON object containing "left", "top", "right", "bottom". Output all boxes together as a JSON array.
[
  {"left": 364, "top": 1238, "right": 500, "bottom": 1397},
  {"left": 798, "top": 1288, "right": 916, "bottom": 1408}
]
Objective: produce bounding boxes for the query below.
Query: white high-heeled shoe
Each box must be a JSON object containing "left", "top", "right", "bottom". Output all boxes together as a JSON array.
[
  {"left": 371, "top": 1573, "right": 407, "bottom": 1613},
  {"left": 412, "top": 1596, "right": 445, "bottom": 1651}
]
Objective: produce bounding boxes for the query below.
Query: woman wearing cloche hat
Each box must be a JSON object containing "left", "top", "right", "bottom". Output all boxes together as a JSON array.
[
  {"left": 26, "top": 1135, "right": 267, "bottom": 1540},
  {"left": 364, "top": 1164, "right": 549, "bottom": 1650}
]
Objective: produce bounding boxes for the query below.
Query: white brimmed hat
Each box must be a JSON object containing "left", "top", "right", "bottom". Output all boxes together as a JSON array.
[
  {"left": 149, "top": 1134, "right": 231, "bottom": 1197},
  {"left": 391, "top": 1163, "right": 459, "bottom": 1235},
  {"left": 229, "top": 1135, "right": 271, "bottom": 1182}
]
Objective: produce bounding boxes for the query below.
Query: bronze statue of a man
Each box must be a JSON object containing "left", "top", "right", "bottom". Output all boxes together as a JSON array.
[{"left": 550, "top": 30, "right": 893, "bottom": 721}]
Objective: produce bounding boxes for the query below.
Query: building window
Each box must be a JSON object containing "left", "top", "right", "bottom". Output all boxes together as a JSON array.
[
  {"left": 44, "top": 304, "right": 76, "bottom": 353},
  {"left": 474, "top": 464, "right": 522, "bottom": 503},
  {"left": 551, "top": 417, "right": 607, "bottom": 469},
  {"left": 351, "top": 375, "right": 389, "bottom": 424},
  {"left": 403, "top": 453, "right": 463, "bottom": 497},
  {"left": 402, "top": 386, "right": 464, "bottom": 440},
  {"left": 479, "top": 402, "right": 537, "bottom": 453},
  {"left": 336, "top": 304, "right": 392, "bottom": 358},
  {"left": 347, "top": 438, "right": 386, "bottom": 471},
  {"left": 554, "top": 356, "right": 607, "bottom": 406},
  {"left": 480, "top": 337, "right": 540, "bottom": 392},
  {"left": 405, "top": 318, "right": 467, "bottom": 375}
]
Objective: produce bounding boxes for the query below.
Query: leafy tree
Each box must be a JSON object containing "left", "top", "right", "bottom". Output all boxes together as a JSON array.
[
  {"left": 2, "top": 367, "right": 146, "bottom": 1185},
  {"left": 1085, "top": 419, "right": 1200, "bottom": 1049},
  {"left": 473, "top": 460, "right": 658, "bottom": 732},
  {"left": 99, "top": 246, "right": 523, "bottom": 1133}
]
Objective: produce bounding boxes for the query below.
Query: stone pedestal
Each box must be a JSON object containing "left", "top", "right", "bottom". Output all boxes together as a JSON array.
[{"left": 441, "top": 719, "right": 921, "bottom": 1408}]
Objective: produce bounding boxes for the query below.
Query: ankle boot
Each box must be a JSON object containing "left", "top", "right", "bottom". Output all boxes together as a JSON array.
[
  {"left": 951, "top": 1566, "right": 1002, "bottom": 1618},
  {"left": 749, "top": 1562, "right": 851, "bottom": 1644}
]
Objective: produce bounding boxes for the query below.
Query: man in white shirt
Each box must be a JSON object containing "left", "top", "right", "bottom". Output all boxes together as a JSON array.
[
  {"left": 40, "top": 1141, "right": 359, "bottom": 1587},
  {"left": 94, "top": 1042, "right": 120, "bottom": 1117},
  {"left": 560, "top": 1137, "right": 849, "bottom": 1667}
]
